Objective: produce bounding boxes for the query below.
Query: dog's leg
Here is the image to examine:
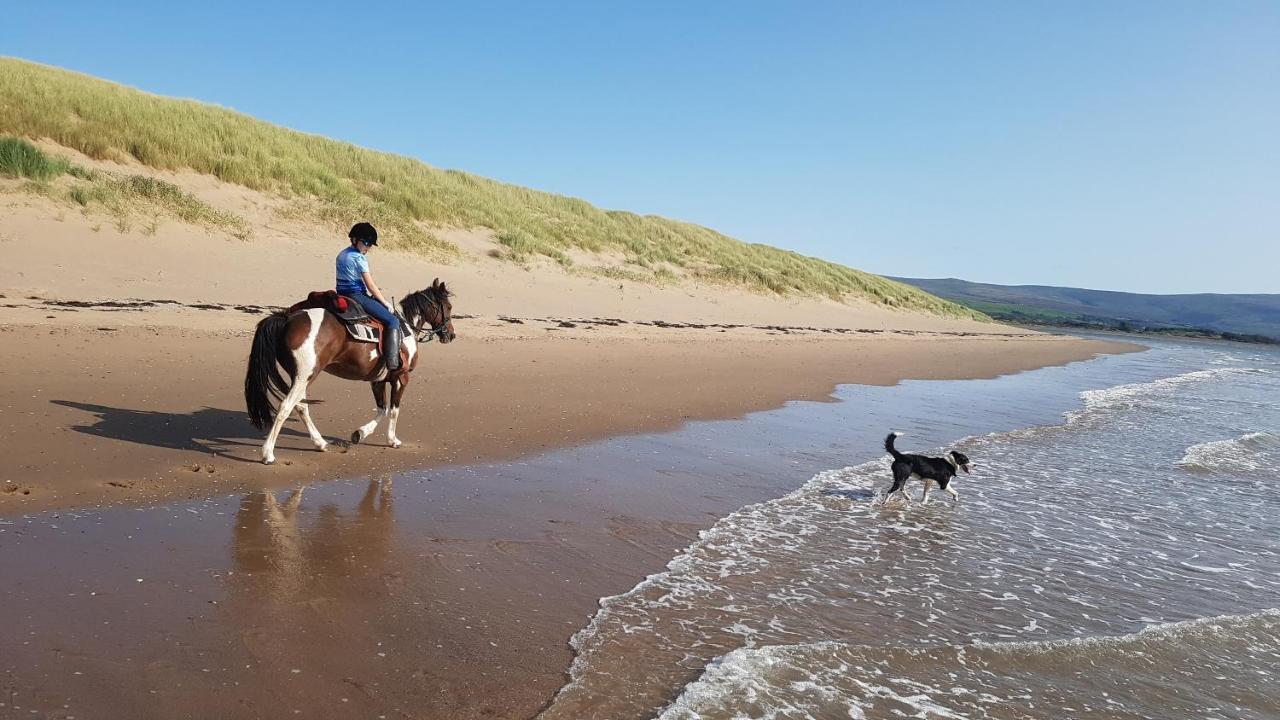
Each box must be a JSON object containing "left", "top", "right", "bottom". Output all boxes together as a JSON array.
[
  {"left": 881, "top": 487, "right": 909, "bottom": 506},
  {"left": 944, "top": 482, "right": 960, "bottom": 503},
  {"left": 921, "top": 479, "right": 931, "bottom": 505},
  {"left": 886, "top": 464, "right": 911, "bottom": 506}
]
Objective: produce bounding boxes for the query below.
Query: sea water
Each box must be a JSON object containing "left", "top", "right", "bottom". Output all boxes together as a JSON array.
[{"left": 541, "top": 337, "right": 1280, "bottom": 719}]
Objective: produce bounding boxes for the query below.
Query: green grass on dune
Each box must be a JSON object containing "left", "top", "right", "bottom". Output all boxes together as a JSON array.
[
  {"left": 1, "top": 136, "right": 249, "bottom": 236},
  {"left": 0, "top": 56, "right": 986, "bottom": 319},
  {"left": 0, "top": 136, "right": 70, "bottom": 180}
]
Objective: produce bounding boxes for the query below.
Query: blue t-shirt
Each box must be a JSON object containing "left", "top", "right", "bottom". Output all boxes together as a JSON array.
[{"left": 336, "top": 246, "right": 370, "bottom": 295}]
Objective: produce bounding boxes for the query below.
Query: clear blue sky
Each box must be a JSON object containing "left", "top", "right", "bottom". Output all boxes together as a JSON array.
[{"left": 6, "top": 2, "right": 1278, "bottom": 293}]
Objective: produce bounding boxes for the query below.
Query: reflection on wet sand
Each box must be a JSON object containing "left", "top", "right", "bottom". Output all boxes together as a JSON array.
[
  {"left": 4, "top": 397, "right": 854, "bottom": 720},
  {"left": 232, "top": 478, "right": 397, "bottom": 603},
  {"left": 223, "top": 478, "right": 419, "bottom": 715}
]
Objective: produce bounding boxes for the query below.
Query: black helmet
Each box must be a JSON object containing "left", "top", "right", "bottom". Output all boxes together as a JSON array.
[{"left": 349, "top": 222, "right": 378, "bottom": 246}]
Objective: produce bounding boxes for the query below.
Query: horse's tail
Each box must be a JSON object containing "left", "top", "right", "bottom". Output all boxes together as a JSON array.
[
  {"left": 245, "top": 312, "right": 296, "bottom": 430},
  {"left": 884, "top": 431, "right": 907, "bottom": 460}
]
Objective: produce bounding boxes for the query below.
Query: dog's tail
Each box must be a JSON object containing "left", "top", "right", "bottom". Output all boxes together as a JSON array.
[{"left": 884, "top": 431, "right": 906, "bottom": 460}]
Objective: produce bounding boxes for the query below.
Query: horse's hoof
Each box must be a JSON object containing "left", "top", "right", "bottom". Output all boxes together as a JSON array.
[
  {"left": 263, "top": 456, "right": 275, "bottom": 465},
  {"left": 351, "top": 431, "right": 363, "bottom": 444},
  {"left": 315, "top": 442, "right": 328, "bottom": 453},
  {"left": 389, "top": 439, "right": 402, "bottom": 449}
]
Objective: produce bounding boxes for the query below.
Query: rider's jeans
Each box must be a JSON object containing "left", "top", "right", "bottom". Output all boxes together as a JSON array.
[{"left": 350, "top": 293, "right": 397, "bottom": 326}]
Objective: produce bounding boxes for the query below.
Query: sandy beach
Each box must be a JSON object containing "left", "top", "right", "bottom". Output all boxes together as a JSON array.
[
  {"left": 0, "top": 165, "right": 1137, "bottom": 513},
  {"left": 1, "top": 315, "right": 1128, "bottom": 513},
  {"left": 0, "top": 158, "right": 1140, "bottom": 718}
]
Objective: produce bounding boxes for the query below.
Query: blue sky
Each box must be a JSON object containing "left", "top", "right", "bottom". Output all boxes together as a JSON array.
[{"left": 6, "top": 2, "right": 1278, "bottom": 293}]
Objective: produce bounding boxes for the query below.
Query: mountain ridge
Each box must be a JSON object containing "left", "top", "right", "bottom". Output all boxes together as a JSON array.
[{"left": 890, "top": 277, "right": 1280, "bottom": 342}]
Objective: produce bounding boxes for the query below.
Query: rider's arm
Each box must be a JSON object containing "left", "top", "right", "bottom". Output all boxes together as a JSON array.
[{"left": 361, "top": 272, "right": 393, "bottom": 309}]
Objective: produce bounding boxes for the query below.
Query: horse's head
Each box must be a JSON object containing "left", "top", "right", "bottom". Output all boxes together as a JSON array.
[{"left": 402, "top": 278, "right": 456, "bottom": 344}]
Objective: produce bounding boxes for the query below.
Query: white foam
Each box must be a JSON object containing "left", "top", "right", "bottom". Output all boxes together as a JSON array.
[
  {"left": 1178, "top": 431, "right": 1280, "bottom": 475},
  {"left": 1066, "top": 368, "right": 1263, "bottom": 427},
  {"left": 658, "top": 610, "right": 1280, "bottom": 719},
  {"left": 543, "top": 363, "right": 1280, "bottom": 719}
]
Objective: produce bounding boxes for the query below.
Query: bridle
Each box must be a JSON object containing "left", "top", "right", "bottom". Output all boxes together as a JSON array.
[{"left": 407, "top": 293, "right": 452, "bottom": 343}]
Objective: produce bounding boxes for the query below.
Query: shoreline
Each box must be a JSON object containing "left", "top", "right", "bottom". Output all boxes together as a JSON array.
[
  {"left": 0, "top": 174, "right": 1141, "bottom": 515},
  {"left": 1, "top": 336, "right": 1147, "bottom": 720},
  {"left": 0, "top": 311, "right": 1141, "bottom": 515}
]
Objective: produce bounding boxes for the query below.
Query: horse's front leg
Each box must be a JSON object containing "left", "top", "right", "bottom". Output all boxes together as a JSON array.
[
  {"left": 351, "top": 381, "right": 389, "bottom": 444},
  {"left": 387, "top": 373, "right": 411, "bottom": 448}
]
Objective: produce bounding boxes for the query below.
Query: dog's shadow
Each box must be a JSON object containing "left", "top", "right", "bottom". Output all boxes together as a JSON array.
[
  {"left": 51, "top": 399, "right": 317, "bottom": 463},
  {"left": 821, "top": 487, "right": 880, "bottom": 502}
]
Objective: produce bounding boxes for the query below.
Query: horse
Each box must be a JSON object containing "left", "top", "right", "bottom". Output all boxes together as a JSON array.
[{"left": 244, "top": 279, "right": 455, "bottom": 464}]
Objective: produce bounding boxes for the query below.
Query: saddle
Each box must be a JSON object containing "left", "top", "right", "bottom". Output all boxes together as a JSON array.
[{"left": 287, "top": 290, "right": 393, "bottom": 345}]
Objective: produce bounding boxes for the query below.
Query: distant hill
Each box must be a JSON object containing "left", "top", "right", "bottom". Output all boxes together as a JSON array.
[{"left": 889, "top": 277, "right": 1280, "bottom": 343}]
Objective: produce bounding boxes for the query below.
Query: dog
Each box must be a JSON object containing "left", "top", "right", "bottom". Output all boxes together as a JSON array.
[{"left": 881, "top": 431, "right": 973, "bottom": 505}]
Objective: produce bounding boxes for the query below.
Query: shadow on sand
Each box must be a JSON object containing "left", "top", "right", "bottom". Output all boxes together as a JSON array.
[{"left": 51, "top": 399, "right": 316, "bottom": 461}]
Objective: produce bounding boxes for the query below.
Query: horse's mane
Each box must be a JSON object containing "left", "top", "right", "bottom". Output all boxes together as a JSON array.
[{"left": 400, "top": 281, "right": 450, "bottom": 324}]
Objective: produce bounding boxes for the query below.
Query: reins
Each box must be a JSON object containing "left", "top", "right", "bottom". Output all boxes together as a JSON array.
[{"left": 404, "top": 291, "right": 451, "bottom": 343}]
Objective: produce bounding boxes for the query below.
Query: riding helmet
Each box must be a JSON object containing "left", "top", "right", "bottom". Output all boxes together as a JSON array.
[{"left": 349, "top": 222, "right": 378, "bottom": 246}]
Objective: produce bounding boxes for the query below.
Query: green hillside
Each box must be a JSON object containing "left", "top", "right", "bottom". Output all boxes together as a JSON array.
[{"left": 0, "top": 56, "right": 985, "bottom": 320}]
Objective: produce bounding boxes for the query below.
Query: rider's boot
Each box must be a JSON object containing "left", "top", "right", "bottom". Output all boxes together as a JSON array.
[{"left": 383, "top": 324, "right": 402, "bottom": 372}]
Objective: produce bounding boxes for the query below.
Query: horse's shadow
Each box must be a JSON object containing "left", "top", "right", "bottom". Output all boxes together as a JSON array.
[{"left": 51, "top": 400, "right": 313, "bottom": 462}]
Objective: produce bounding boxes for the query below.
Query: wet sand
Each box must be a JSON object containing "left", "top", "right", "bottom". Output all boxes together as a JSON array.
[
  {"left": 1, "top": 343, "right": 1146, "bottom": 720},
  {"left": 0, "top": 316, "right": 1133, "bottom": 513}
]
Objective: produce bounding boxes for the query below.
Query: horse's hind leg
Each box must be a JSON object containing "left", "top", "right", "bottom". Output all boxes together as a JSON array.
[
  {"left": 294, "top": 399, "right": 327, "bottom": 452},
  {"left": 263, "top": 374, "right": 311, "bottom": 464},
  {"left": 262, "top": 314, "right": 320, "bottom": 465},
  {"left": 352, "top": 381, "right": 388, "bottom": 444}
]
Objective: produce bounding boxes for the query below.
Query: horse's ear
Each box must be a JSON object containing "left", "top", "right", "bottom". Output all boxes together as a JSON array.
[{"left": 431, "top": 277, "right": 440, "bottom": 288}]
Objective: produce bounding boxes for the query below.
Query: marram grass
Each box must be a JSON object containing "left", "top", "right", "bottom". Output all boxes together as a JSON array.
[
  {"left": 0, "top": 136, "right": 70, "bottom": 180},
  {"left": 0, "top": 57, "right": 986, "bottom": 319},
  {"left": 1, "top": 136, "right": 249, "bottom": 236}
]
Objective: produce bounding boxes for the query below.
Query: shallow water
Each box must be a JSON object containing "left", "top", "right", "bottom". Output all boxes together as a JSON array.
[
  {"left": 4, "top": 336, "right": 1277, "bottom": 719},
  {"left": 541, "top": 338, "right": 1280, "bottom": 719}
]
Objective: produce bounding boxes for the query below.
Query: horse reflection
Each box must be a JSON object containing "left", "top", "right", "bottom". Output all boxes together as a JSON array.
[{"left": 229, "top": 477, "right": 398, "bottom": 619}]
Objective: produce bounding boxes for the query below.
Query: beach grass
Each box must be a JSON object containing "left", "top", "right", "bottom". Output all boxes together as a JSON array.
[
  {"left": 0, "top": 136, "right": 70, "bottom": 180},
  {"left": 0, "top": 56, "right": 986, "bottom": 319},
  {"left": 1, "top": 135, "right": 250, "bottom": 236}
]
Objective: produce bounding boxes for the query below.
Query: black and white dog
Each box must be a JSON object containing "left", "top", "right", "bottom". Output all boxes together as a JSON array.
[{"left": 882, "top": 431, "right": 973, "bottom": 504}]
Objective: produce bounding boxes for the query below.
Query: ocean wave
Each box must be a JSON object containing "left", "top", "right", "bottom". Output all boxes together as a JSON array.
[
  {"left": 659, "top": 610, "right": 1280, "bottom": 720},
  {"left": 1064, "top": 367, "right": 1266, "bottom": 427},
  {"left": 542, "top": 365, "right": 1280, "bottom": 720},
  {"left": 545, "top": 464, "right": 883, "bottom": 718},
  {"left": 1178, "top": 432, "right": 1280, "bottom": 475}
]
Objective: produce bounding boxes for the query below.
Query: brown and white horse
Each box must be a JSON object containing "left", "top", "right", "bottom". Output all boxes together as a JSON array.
[{"left": 244, "top": 279, "right": 455, "bottom": 464}]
